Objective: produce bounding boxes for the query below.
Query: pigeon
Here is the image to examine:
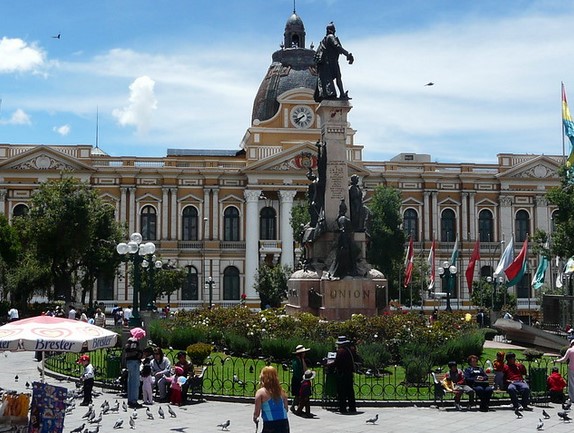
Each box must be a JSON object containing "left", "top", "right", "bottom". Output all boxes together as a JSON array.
[
  {"left": 89, "top": 412, "right": 102, "bottom": 424},
  {"left": 25, "top": 381, "right": 30, "bottom": 389},
  {"left": 87, "top": 410, "right": 96, "bottom": 422},
  {"left": 129, "top": 416, "right": 135, "bottom": 429},
  {"left": 217, "top": 420, "right": 230, "bottom": 431},
  {"left": 81, "top": 406, "right": 94, "bottom": 419},
  {"left": 122, "top": 401, "right": 128, "bottom": 412},
  {"left": 14, "top": 375, "right": 18, "bottom": 382},
  {"left": 87, "top": 426, "right": 99, "bottom": 433},
  {"left": 167, "top": 404, "right": 177, "bottom": 418},
  {"left": 537, "top": 418, "right": 544, "bottom": 430},
  {"left": 83, "top": 429, "right": 89, "bottom": 433},
  {"left": 366, "top": 414, "right": 378, "bottom": 424},
  {"left": 515, "top": 409, "right": 523, "bottom": 418},
  {"left": 558, "top": 411, "right": 572, "bottom": 422},
  {"left": 70, "top": 424, "right": 85, "bottom": 433},
  {"left": 233, "top": 373, "right": 244, "bottom": 386},
  {"left": 66, "top": 403, "right": 76, "bottom": 414},
  {"left": 563, "top": 400, "right": 572, "bottom": 411},
  {"left": 110, "top": 400, "right": 120, "bottom": 413},
  {"left": 100, "top": 400, "right": 109, "bottom": 411},
  {"left": 542, "top": 409, "right": 551, "bottom": 419},
  {"left": 424, "top": 82, "right": 434, "bottom": 86},
  {"left": 131, "top": 408, "right": 138, "bottom": 419},
  {"left": 158, "top": 406, "right": 165, "bottom": 419},
  {"left": 113, "top": 418, "right": 124, "bottom": 429},
  {"left": 146, "top": 407, "right": 154, "bottom": 420}
]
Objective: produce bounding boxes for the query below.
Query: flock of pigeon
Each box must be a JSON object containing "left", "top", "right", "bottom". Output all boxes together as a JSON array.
[{"left": 512, "top": 399, "right": 574, "bottom": 431}]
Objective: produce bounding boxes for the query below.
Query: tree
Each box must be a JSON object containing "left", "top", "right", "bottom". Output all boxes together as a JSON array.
[
  {"left": 152, "top": 267, "right": 187, "bottom": 304},
  {"left": 254, "top": 264, "right": 290, "bottom": 309},
  {"left": 290, "top": 202, "right": 310, "bottom": 242},
  {"left": 5, "top": 254, "right": 51, "bottom": 308},
  {"left": 547, "top": 166, "right": 574, "bottom": 257},
  {"left": 23, "top": 176, "right": 124, "bottom": 303},
  {"left": 470, "top": 278, "right": 517, "bottom": 313},
  {"left": 366, "top": 185, "right": 405, "bottom": 298}
]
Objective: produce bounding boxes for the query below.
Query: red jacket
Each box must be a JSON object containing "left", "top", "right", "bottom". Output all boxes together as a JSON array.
[
  {"left": 547, "top": 372, "right": 566, "bottom": 392},
  {"left": 503, "top": 362, "right": 527, "bottom": 383}
]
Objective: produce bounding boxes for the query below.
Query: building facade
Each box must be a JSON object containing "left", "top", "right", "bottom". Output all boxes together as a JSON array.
[{"left": 0, "top": 12, "right": 562, "bottom": 313}]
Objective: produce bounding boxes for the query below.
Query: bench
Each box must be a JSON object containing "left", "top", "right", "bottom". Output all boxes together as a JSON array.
[
  {"left": 186, "top": 366, "right": 207, "bottom": 403},
  {"left": 431, "top": 372, "right": 474, "bottom": 409}
]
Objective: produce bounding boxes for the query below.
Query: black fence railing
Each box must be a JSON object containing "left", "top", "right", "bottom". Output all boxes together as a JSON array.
[{"left": 44, "top": 350, "right": 565, "bottom": 403}]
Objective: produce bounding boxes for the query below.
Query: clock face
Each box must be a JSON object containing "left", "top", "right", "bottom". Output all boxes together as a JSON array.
[{"left": 290, "top": 105, "right": 314, "bottom": 129}]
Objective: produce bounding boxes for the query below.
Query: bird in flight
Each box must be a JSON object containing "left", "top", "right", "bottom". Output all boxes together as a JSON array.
[
  {"left": 52, "top": 33, "right": 61, "bottom": 39},
  {"left": 424, "top": 82, "right": 434, "bottom": 86}
]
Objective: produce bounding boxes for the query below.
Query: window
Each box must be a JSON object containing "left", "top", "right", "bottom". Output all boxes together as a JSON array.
[
  {"left": 182, "top": 206, "right": 198, "bottom": 241},
  {"left": 223, "top": 266, "right": 240, "bottom": 300},
  {"left": 516, "top": 273, "right": 531, "bottom": 299},
  {"left": 141, "top": 205, "right": 157, "bottom": 241},
  {"left": 478, "top": 209, "right": 494, "bottom": 242},
  {"left": 224, "top": 206, "right": 240, "bottom": 241},
  {"left": 260, "top": 207, "right": 276, "bottom": 240},
  {"left": 440, "top": 209, "right": 456, "bottom": 242},
  {"left": 12, "top": 204, "right": 29, "bottom": 218},
  {"left": 551, "top": 210, "right": 559, "bottom": 234},
  {"left": 515, "top": 210, "right": 530, "bottom": 242},
  {"left": 403, "top": 209, "right": 419, "bottom": 241},
  {"left": 96, "top": 277, "right": 114, "bottom": 300},
  {"left": 182, "top": 266, "right": 198, "bottom": 300}
]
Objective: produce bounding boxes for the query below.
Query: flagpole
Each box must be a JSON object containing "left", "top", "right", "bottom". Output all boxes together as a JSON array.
[{"left": 563, "top": 82, "right": 566, "bottom": 161}]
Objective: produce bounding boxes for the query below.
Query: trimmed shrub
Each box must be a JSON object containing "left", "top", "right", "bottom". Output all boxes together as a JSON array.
[
  {"left": 358, "top": 342, "right": 392, "bottom": 373},
  {"left": 148, "top": 320, "right": 170, "bottom": 348},
  {"left": 169, "top": 326, "right": 206, "bottom": 350},
  {"left": 186, "top": 342, "right": 213, "bottom": 366},
  {"left": 225, "top": 332, "right": 257, "bottom": 357}
]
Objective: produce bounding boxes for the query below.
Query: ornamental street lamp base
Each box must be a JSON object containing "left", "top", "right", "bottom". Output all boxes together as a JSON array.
[{"left": 129, "top": 316, "right": 142, "bottom": 327}]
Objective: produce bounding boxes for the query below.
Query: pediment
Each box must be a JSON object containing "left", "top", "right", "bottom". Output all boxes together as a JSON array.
[
  {"left": 476, "top": 198, "right": 498, "bottom": 207},
  {"left": 136, "top": 193, "right": 161, "bottom": 203},
  {"left": 0, "top": 146, "right": 94, "bottom": 171},
  {"left": 497, "top": 155, "right": 560, "bottom": 179},
  {"left": 438, "top": 197, "right": 461, "bottom": 207},
  {"left": 403, "top": 197, "right": 424, "bottom": 206},
  {"left": 178, "top": 193, "right": 203, "bottom": 203}
]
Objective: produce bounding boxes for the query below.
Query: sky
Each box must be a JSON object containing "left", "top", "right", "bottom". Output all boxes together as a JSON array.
[{"left": 0, "top": 0, "right": 573, "bottom": 163}]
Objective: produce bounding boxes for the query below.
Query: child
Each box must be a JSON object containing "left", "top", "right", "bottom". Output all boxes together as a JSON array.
[
  {"left": 140, "top": 364, "right": 154, "bottom": 405},
  {"left": 165, "top": 366, "right": 184, "bottom": 406},
  {"left": 493, "top": 351, "right": 505, "bottom": 390},
  {"left": 547, "top": 366, "right": 567, "bottom": 404},
  {"left": 77, "top": 354, "right": 94, "bottom": 406},
  {"left": 443, "top": 361, "right": 474, "bottom": 410},
  {"left": 296, "top": 370, "right": 315, "bottom": 417}
]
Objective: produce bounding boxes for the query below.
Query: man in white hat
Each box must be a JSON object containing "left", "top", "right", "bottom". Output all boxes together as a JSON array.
[
  {"left": 291, "top": 344, "right": 309, "bottom": 412},
  {"left": 333, "top": 336, "right": 357, "bottom": 413}
]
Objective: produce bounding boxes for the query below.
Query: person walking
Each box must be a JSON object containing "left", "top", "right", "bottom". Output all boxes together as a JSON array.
[
  {"left": 555, "top": 339, "right": 574, "bottom": 401},
  {"left": 332, "top": 336, "right": 357, "bottom": 414},
  {"left": 77, "top": 354, "right": 94, "bottom": 406},
  {"left": 124, "top": 327, "right": 145, "bottom": 409},
  {"left": 253, "top": 366, "right": 290, "bottom": 433},
  {"left": 290, "top": 344, "right": 309, "bottom": 412}
]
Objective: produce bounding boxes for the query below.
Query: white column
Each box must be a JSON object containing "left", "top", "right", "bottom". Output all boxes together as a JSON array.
[
  {"left": 499, "top": 195, "right": 513, "bottom": 242},
  {"left": 170, "top": 188, "right": 177, "bottom": 240},
  {"left": 203, "top": 189, "right": 210, "bottom": 239},
  {"left": 0, "top": 190, "right": 6, "bottom": 215},
  {"left": 279, "top": 190, "right": 296, "bottom": 269},
  {"left": 244, "top": 189, "right": 262, "bottom": 300},
  {"left": 212, "top": 188, "right": 220, "bottom": 240},
  {"left": 535, "top": 196, "right": 549, "bottom": 232},
  {"left": 469, "top": 193, "right": 476, "bottom": 240},
  {"left": 461, "top": 192, "right": 468, "bottom": 241},
  {"left": 120, "top": 187, "right": 128, "bottom": 224},
  {"left": 431, "top": 192, "right": 438, "bottom": 239},
  {"left": 128, "top": 187, "right": 136, "bottom": 233},
  {"left": 162, "top": 187, "right": 169, "bottom": 240},
  {"left": 423, "top": 192, "right": 430, "bottom": 240}
]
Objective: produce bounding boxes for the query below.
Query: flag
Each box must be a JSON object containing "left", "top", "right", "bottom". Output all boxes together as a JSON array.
[
  {"left": 427, "top": 239, "right": 435, "bottom": 290},
  {"left": 504, "top": 238, "right": 528, "bottom": 287},
  {"left": 450, "top": 238, "right": 459, "bottom": 265},
  {"left": 404, "top": 236, "right": 414, "bottom": 287},
  {"left": 531, "top": 255, "right": 548, "bottom": 290},
  {"left": 494, "top": 237, "right": 514, "bottom": 278},
  {"left": 562, "top": 82, "right": 574, "bottom": 168},
  {"left": 565, "top": 256, "right": 574, "bottom": 275},
  {"left": 465, "top": 239, "right": 480, "bottom": 294}
]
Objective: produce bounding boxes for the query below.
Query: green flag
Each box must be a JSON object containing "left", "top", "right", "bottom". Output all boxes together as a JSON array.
[
  {"left": 531, "top": 255, "right": 548, "bottom": 290},
  {"left": 450, "top": 238, "right": 459, "bottom": 266}
]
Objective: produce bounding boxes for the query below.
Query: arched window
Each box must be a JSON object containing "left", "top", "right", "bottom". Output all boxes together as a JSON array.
[
  {"left": 440, "top": 209, "right": 456, "bottom": 242},
  {"left": 515, "top": 210, "right": 530, "bottom": 242},
  {"left": 223, "top": 266, "right": 240, "bottom": 300},
  {"left": 551, "top": 210, "right": 559, "bottom": 234},
  {"left": 224, "top": 206, "right": 240, "bottom": 241},
  {"left": 260, "top": 207, "right": 276, "bottom": 240},
  {"left": 12, "top": 204, "right": 29, "bottom": 218},
  {"left": 478, "top": 209, "right": 494, "bottom": 242},
  {"left": 182, "top": 266, "right": 198, "bottom": 300},
  {"left": 403, "top": 209, "right": 419, "bottom": 241},
  {"left": 141, "top": 205, "right": 157, "bottom": 241},
  {"left": 182, "top": 206, "right": 198, "bottom": 241}
]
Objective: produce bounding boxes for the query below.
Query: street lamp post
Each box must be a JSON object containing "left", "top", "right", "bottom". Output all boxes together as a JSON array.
[
  {"left": 205, "top": 276, "right": 214, "bottom": 308},
  {"left": 142, "top": 255, "right": 163, "bottom": 311},
  {"left": 116, "top": 232, "right": 159, "bottom": 326},
  {"left": 487, "top": 275, "right": 504, "bottom": 312},
  {"left": 438, "top": 261, "right": 456, "bottom": 312}
]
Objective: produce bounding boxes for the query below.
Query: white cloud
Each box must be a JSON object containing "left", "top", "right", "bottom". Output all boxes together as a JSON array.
[
  {"left": 0, "top": 109, "right": 31, "bottom": 125},
  {"left": 112, "top": 75, "right": 158, "bottom": 134},
  {"left": 53, "top": 124, "right": 71, "bottom": 136},
  {"left": 0, "top": 37, "right": 45, "bottom": 73}
]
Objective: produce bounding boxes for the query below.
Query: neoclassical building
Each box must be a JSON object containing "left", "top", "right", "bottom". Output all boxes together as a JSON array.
[{"left": 0, "top": 12, "right": 562, "bottom": 313}]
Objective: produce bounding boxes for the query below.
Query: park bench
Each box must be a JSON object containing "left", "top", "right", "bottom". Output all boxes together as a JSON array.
[{"left": 186, "top": 366, "right": 207, "bottom": 403}]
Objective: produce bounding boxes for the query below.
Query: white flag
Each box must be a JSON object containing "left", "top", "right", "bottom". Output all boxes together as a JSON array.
[{"left": 494, "top": 237, "right": 514, "bottom": 278}]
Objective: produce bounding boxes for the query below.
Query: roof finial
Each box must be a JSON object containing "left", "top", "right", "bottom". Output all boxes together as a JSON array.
[{"left": 293, "top": 0, "right": 296, "bottom": 14}]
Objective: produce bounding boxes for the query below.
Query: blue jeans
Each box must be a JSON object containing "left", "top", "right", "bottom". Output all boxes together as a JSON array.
[
  {"left": 126, "top": 360, "right": 141, "bottom": 403},
  {"left": 507, "top": 380, "right": 530, "bottom": 408}
]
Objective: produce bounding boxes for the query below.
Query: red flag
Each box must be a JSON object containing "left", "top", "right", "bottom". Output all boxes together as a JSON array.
[
  {"left": 465, "top": 240, "right": 481, "bottom": 294},
  {"left": 404, "top": 236, "right": 414, "bottom": 287},
  {"left": 504, "top": 238, "right": 528, "bottom": 287}
]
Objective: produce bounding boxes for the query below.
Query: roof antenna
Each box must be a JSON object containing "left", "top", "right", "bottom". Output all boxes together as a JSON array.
[
  {"left": 95, "top": 106, "right": 99, "bottom": 149},
  {"left": 293, "top": 0, "right": 296, "bottom": 14}
]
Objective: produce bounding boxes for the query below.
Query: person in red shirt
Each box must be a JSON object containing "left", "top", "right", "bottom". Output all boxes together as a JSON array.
[
  {"left": 547, "top": 366, "right": 567, "bottom": 403},
  {"left": 503, "top": 352, "right": 531, "bottom": 411}
]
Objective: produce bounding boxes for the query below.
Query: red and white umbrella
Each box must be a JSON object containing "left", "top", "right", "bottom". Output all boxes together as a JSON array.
[{"left": 0, "top": 315, "right": 118, "bottom": 352}]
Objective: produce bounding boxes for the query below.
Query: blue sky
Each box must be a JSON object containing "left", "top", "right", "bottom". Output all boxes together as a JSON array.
[{"left": 0, "top": 0, "right": 572, "bottom": 163}]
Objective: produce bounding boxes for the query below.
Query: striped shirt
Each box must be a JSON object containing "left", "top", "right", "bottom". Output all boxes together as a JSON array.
[{"left": 261, "top": 398, "right": 287, "bottom": 422}]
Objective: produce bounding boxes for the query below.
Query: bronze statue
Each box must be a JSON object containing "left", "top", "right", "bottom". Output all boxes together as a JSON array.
[
  {"left": 314, "top": 22, "right": 354, "bottom": 102},
  {"left": 328, "top": 200, "right": 359, "bottom": 278}
]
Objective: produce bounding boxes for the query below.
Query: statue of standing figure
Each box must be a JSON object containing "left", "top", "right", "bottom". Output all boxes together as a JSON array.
[
  {"left": 328, "top": 200, "right": 359, "bottom": 279},
  {"left": 314, "top": 22, "right": 354, "bottom": 102}
]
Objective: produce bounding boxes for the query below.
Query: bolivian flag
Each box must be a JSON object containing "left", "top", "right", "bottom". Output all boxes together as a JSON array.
[{"left": 562, "top": 82, "right": 574, "bottom": 168}]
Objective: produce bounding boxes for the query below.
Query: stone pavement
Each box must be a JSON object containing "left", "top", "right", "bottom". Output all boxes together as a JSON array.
[{"left": 0, "top": 351, "right": 572, "bottom": 433}]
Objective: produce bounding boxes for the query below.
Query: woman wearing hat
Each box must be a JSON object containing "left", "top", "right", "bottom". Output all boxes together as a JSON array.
[
  {"left": 77, "top": 354, "right": 94, "bottom": 406},
  {"left": 296, "top": 370, "right": 316, "bottom": 417},
  {"left": 291, "top": 344, "right": 309, "bottom": 412},
  {"left": 333, "top": 336, "right": 357, "bottom": 413},
  {"left": 555, "top": 339, "right": 574, "bottom": 401},
  {"left": 124, "top": 327, "right": 145, "bottom": 409}
]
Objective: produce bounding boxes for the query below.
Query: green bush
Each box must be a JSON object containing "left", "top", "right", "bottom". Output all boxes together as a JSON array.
[
  {"left": 169, "top": 326, "right": 206, "bottom": 350},
  {"left": 148, "top": 320, "right": 170, "bottom": 348},
  {"left": 358, "top": 342, "right": 392, "bottom": 372},
  {"left": 434, "top": 331, "right": 484, "bottom": 366},
  {"left": 225, "top": 332, "right": 258, "bottom": 357},
  {"left": 261, "top": 338, "right": 297, "bottom": 362},
  {"left": 402, "top": 354, "right": 433, "bottom": 385},
  {"left": 186, "top": 342, "right": 213, "bottom": 366},
  {"left": 482, "top": 328, "right": 498, "bottom": 341}
]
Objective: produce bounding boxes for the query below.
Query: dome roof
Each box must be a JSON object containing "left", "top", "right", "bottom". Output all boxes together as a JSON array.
[{"left": 251, "top": 12, "right": 317, "bottom": 123}]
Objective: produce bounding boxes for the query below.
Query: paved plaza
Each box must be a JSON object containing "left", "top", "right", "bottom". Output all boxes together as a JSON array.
[{"left": 0, "top": 349, "right": 572, "bottom": 433}]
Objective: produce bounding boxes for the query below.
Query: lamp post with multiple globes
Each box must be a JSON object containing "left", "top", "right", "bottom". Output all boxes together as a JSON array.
[{"left": 437, "top": 261, "right": 456, "bottom": 312}]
